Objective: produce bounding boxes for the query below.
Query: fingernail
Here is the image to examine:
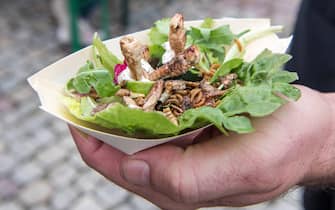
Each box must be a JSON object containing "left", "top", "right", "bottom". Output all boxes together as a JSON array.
[{"left": 121, "top": 159, "right": 150, "bottom": 186}]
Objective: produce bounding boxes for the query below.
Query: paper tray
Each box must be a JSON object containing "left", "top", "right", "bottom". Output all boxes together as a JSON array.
[{"left": 28, "top": 18, "right": 291, "bottom": 154}]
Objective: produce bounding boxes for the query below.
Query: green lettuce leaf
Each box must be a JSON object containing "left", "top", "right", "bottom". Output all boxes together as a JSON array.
[
  {"left": 179, "top": 106, "right": 228, "bottom": 135},
  {"left": 149, "top": 18, "right": 170, "bottom": 45},
  {"left": 272, "top": 82, "right": 301, "bottom": 101},
  {"left": 69, "top": 67, "right": 119, "bottom": 97},
  {"left": 189, "top": 24, "right": 235, "bottom": 63},
  {"left": 200, "top": 18, "right": 215, "bottom": 29},
  {"left": 63, "top": 96, "right": 232, "bottom": 137},
  {"left": 223, "top": 116, "right": 254, "bottom": 134},
  {"left": 93, "top": 34, "right": 122, "bottom": 81}
]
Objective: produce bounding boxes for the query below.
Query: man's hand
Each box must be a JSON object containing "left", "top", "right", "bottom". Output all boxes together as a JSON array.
[{"left": 69, "top": 86, "right": 335, "bottom": 210}]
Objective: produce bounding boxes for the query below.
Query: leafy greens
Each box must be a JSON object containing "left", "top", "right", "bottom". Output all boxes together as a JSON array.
[{"left": 63, "top": 17, "right": 301, "bottom": 138}]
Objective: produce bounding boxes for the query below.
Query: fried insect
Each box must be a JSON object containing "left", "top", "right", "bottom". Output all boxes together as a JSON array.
[
  {"left": 163, "top": 107, "right": 179, "bottom": 125},
  {"left": 203, "top": 63, "right": 221, "bottom": 81},
  {"left": 170, "top": 104, "right": 184, "bottom": 116},
  {"left": 115, "top": 89, "right": 130, "bottom": 97},
  {"left": 169, "top": 13, "right": 186, "bottom": 54},
  {"left": 116, "top": 89, "right": 145, "bottom": 98},
  {"left": 165, "top": 80, "right": 186, "bottom": 90},
  {"left": 190, "top": 88, "right": 206, "bottom": 107},
  {"left": 148, "top": 45, "right": 201, "bottom": 81},
  {"left": 200, "top": 80, "right": 226, "bottom": 97},
  {"left": 123, "top": 96, "right": 141, "bottom": 109},
  {"left": 134, "top": 96, "right": 145, "bottom": 106},
  {"left": 143, "top": 80, "right": 164, "bottom": 111},
  {"left": 120, "top": 36, "right": 150, "bottom": 80},
  {"left": 220, "top": 73, "right": 238, "bottom": 89},
  {"left": 233, "top": 38, "right": 244, "bottom": 53}
]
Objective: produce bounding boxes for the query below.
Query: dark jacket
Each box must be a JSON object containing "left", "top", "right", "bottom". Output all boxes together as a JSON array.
[{"left": 287, "top": 0, "right": 335, "bottom": 92}]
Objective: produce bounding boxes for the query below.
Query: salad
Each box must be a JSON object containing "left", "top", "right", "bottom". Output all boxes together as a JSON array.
[{"left": 63, "top": 14, "right": 300, "bottom": 138}]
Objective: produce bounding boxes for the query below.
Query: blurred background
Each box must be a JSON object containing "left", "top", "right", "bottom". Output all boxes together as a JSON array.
[{"left": 0, "top": 0, "right": 302, "bottom": 209}]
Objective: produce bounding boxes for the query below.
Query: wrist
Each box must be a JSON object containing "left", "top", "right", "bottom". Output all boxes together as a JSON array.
[{"left": 300, "top": 93, "right": 335, "bottom": 186}]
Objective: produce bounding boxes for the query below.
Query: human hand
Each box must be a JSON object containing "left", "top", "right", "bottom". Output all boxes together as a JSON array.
[{"left": 69, "top": 85, "right": 335, "bottom": 210}]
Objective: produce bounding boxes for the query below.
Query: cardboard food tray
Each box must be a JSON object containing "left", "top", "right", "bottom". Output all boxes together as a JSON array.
[{"left": 28, "top": 18, "right": 291, "bottom": 154}]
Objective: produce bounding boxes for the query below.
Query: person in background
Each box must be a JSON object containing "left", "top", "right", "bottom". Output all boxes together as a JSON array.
[
  {"left": 51, "top": 0, "right": 99, "bottom": 46},
  {"left": 287, "top": 0, "right": 335, "bottom": 209}
]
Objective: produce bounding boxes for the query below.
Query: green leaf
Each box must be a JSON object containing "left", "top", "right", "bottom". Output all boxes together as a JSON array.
[
  {"left": 236, "top": 29, "right": 251, "bottom": 38},
  {"left": 246, "top": 101, "right": 281, "bottom": 117},
  {"left": 126, "top": 81, "right": 154, "bottom": 95},
  {"left": 149, "top": 27, "right": 168, "bottom": 45},
  {"left": 80, "top": 97, "right": 97, "bottom": 117},
  {"left": 72, "top": 69, "right": 120, "bottom": 97},
  {"left": 149, "top": 18, "right": 170, "bottom": 45},
  {"left": 200, "top": 18, "right": 215, "bottom": 28},
  {"left": 271, "top": 71, "right": 299, "bottom": 83},
  {"left": 217, "top": 92, "right": 247, "bottom": 116},
  {"left": 73, "top": 75, "right": 91, "bottom": 94},
  {"left": 63, "top": 96, "right": 231, "bottom": 137},
  {"left": 189, "top": 25, "right": 235, "bottom": 63},
  {"left": 155, "top": 18, "right": 170, "bottom": 34},
  {"left": 210, "top": 58, "right": 243, "bottom": 83},
  {"left": 90, "top": 70, "right": 120, "bottom": 97},
  {"left": 149, "top": 44, "right": 165, "bottom": 59},
  {"left": 252, "top": 49, "right": 292, "bottom": 72},
  {"left": 200, "top": 28, "right": 211, "bottom": 41},
  {"left": 65, "top": 78, "right": 75, "bottom": 93},
  {"left": 237, "top": 85, "right": 272, "bottom": 104},
  {"left": 93, "top": 47, "right": 103, "bottom": 68},
  {"left": 273, "top": 83, "right": 301, "bottom": 101},
  {"left": 78, "top": 61, "right": 95, "bottom": 73},
  {"left": 235, "top": 62, "right": 253, "bottom": 82},
  {"left": 223, "top": 116, "right": 254, "bottom": 134},
  {"left": 96, "top": 103, "right": 178, "bottom": 135},
  {"left": 63, "top": 96, "right": 178, "bottom": 137},
  {"left": 250, "top": 71, "right": 271, "bottom": 85},
  {"left": 179, "top": 106, "right": 228, "bottom": 135},
  {"left": 97, "top": 96, "right": 123, "bottom": 104},
  {"left": 190, "top": 27, "right": 204, "bottom": 43},
  {"left": 209, "top": 25, "right": 235, "bottom": 45},
  {"left": 93, "top": 34, "right": 122, "bottom": 81}
]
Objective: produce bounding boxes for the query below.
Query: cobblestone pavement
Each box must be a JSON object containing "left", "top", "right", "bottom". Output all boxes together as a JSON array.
[{"left": 0, "top": 0, "right": 302, "bottom": 209}]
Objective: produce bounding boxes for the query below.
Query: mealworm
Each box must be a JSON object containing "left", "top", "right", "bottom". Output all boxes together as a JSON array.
[
  {"left": 190, "top": 88, "right": 206, "bottom": 107},
  {"left": 193, "top": 97, "right": 206, "bottom": 107},
  {"left": 163, "top": 107, "right": 179, "bottom": 125},
  {"left": 234, "top": 38, "right": 244, "bottom": 52},
  {"left": 170, "top": 104, "right": 184, "bottom": 116},
  {"left": 174, "top": 90, "right": 189, "bottom": 95}
]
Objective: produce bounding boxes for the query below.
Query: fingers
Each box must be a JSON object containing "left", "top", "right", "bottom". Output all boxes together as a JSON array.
[
  {"left": 69, "top": 125, "right": 104, "bottom": 155},
  {"left": 120, "top": 130, "right": 284, "bottom": 204},
  {"left": 68, "top": 124, "right": 288, "bottom": 208},
  {"left": 68, "top": 126, "right": 200, "bottom": 210},
  {"left": 68, "top": 125, "right": 125, "bottom": 182}
]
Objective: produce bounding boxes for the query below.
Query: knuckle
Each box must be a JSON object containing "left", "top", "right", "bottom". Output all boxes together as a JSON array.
[
  {"left": 164, "top": 164, "right": 199, "bottom": 204},
  {"left": 242, "top": 154, "right": 282, "bottom": 193}
]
